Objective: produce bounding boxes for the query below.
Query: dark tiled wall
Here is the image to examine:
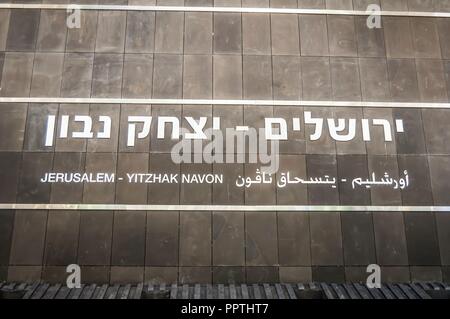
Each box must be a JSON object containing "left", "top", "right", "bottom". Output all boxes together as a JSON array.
[
  {"left": 2, "top": 211, "right": 450, "bottom": 284},
  {"left": 1, "top": 4, "right": 450, "bottom": 284}
]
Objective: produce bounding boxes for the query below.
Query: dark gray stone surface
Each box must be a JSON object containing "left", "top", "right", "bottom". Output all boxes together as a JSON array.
[{"left": 0, "top": 6, "right": 449, "bottom": 284}]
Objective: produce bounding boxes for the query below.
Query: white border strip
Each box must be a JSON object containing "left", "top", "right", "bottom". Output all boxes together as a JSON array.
[
  {"left": 0, "top": 4, "right": 450, "bottom": 18},
  {"left": 0, "top": 204, "right": 449, "bottom": 212},
  {"left": 1, "top": 97, "right": 450, "bottom": 109}
]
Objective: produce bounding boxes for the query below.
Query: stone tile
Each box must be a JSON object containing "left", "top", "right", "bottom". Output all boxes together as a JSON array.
[
  {"left": 330, "top": 58, "right": 361, "bottom": 101},
  {"left": 443, "top": 267, "right": 450, "bottom": 283},
  {"left": 146, "top": 211, "right": 179, "bottom": 266},
  {"left": 119, "top": 104, "right": 151, "bottom": 152},
  {"left": 0, "top": 52, "right": 34, "bottom": 97},
  {"left": 272, "top": 56, "right": 301, "bottom": 100},
  {"left": 61, "top": 53, "right": 94, "bottom": 98},
  {"left": 213, "top": 267, "right": 246, "bottom": 284},
  {"left": 183, "top": 55, "right": 212, "bottom": 98},
  {"left": 242, "top": 14, "right": 271, "bottom": 55},
  {"left": 44, "top": 211, "right": 80, "bottom": 266},
  {"left": 298, "top": 0, "right": 326, "bottom": 8},
  {"left": 411, "top": 18, "right": 441, "bottom": 58},
  {"left": 212, "top": 212, "right": 245, "bottom": 266},
  {"left": 345, "top": 266, "right": 369, "bottom": 283},
  {"left": 66, "top": 11, "right": 98, "bottom": 52},
  {"left": 77, "top": 211, "right": 113, "bottom": 265},
  {"left": 126, "top": 11, "right": 155, "bottom": 53},
  {"left": 95, "top": 11, "right": 126, "bottom": 53},
  {"left": 438, "top": 19, "right": 450, "bottom": 59},
  {"left": 155, "top": 12, "right": 184, "bottom": 54},
  {"left": 110, "top": 267, "right": 144, "bottom": 284},
  {"left": 380, "top": 267, "right": 410, "bottom": 283},
  {"left": 149, "top": 104, "right": 182, "bottom": 153},
  {"left": 310, "top": 213, "right": 343, "bottom": 266},
  {"left": 306, "top": 155, "right": 339, "bottom": 204},
  {"left": 279, "top": 267, "right": 312, "bottom": 283},
  {"left": 36, "top": 10, "right": 67, "bottom": 52},
  {"left": 9, "top": 210, "right": 47, "bottom": 265},
  {"left": 213, "top": 55, "right": 242, "bottom": 99},
  {"left": 312, "top": 267, "right": 345, "bottom": 283},
  {"left": 416, "top": 59, "right": 448, "bottom": 102},
  {"left": 304, "top": 108, "right": 336, "bottom": 154},
  {"left": 0, "top": 103, "right": 27, "bottom": 151},
  {"left": 214, "top": 13, "right": 241, "bottom": 54},
  {"left": 435, "top": 214, "right": 450, "bottom": 265},
  {"left": 30, "top": 53, "right": 64, "bottom": 97},
  {"left": 0, "top": 10, "right": 10, "bottom": 51},
  {"left": 0, "top": 53, "right": 3, "bottom": 85},
  {"left": 245, "top": 212, "right": 278, "bottom": 266},
  {"left": 326, "top": 0, "right": 353, "bottom": 8},
  {"left": 341, "top": 212, "right": 376, "bottom": 266},
  {"left": 422, "top": 110, "right": 450, "bottom": 154},
  {"left": 23, "top": 104, "right": 59, "bottom": 151},
  {"left": 17, "top": 153, "right": 53, "bottom": 204},
  {"left": 243, "top": 55, "right": 272, "bottom": 99},
  {"left": 112, "top": 211, "right": 146, "bottom": 266},
  {"left": 384, "top": 17, "right": 414, "bottom": 58},
  {"left": 276, "top": 155, "right": 308, "bottom": 205},
  {"left": 179, "top": 267, "right": 212, "bottom": 284},
  {"left": 79, "top": 266, "right": 110, "bottom": 284},
  {"left": 363, "top": 108, "right": 397, "bottom": 155},
  {"left": 6, "top": 9, "right": 40, "bottom": 51},
  {"left": 274, "top": 106, "right": 306, "bottom": 154},
  {"left": 148, "top": 153, "right": 181, "bottom": 204},
  {"left": 244, "top": 163, "right": 277, "bottom": 205},
  {"left": 145, "top": 267, "right": 178, "bottom": 284},
  {"left": 404, "top": 213, "right": 440, "bottom": 266},
  {"left": 299, "top": 15, "right": 329, "bottom": 56},
  {"left": 271, "top": 14, "right": 300, "bottom": 55},
  {"left": 152, "top": 55, "right": 183, "bottom": 98},
  {"left": 428, "top": 156, "right": 450, "bottom": 205},
  {"left": 0, "top": 153, "right": 21, "bottom": 203},
  {"left": 212, "top": 163, "right": 245, "bottom": 205},
  {"left": 359, "top": 58, "right": 390, "bottom": 101},
  {"left": 180, "top": 164, "right": 213, "bottom": 204},
  {"left": 0, "top": 210, "right": 14, "bottom": 266},
  {"left": 410, "top": 267, "right": 442, "bottom": 282},
  {"left": 355, "top": 16, "right": 385, "bottom": 57},
  {"left": 393, "top": 108, "right": 426, "bottom": 154},
  {"left": 373, "top": 212, "right": 408, "bottom": 266},
  {"left": 83, "top": 153, "right": 116, "bottom": 204},
  {"left": 185, "top": 12, "right": 212, "bottom": 54},
  {"left": 50, "top": 152, "right": 85, "bottom": 204},
  {"left": 246, "top": 267, "right": 279, "bottom": 283},
  {"left": 301, "top": 57, "right": 331, "bottom": 100},
  {"left": 179, "top": 212, "right": 211, "bottom": 266},
  {"left": 327, "top": 16, "right": 357, "bottom": 57},
  {"left": 367, "top": 155, "right": 402, "bottom": 205},
  {"left": 387, "top": 58, "right": 419, "bottom": 102},
  {"left": 397, "top": 155, "right": 433, "bottom": 205},
  {"left": 86, "top": 104, "right": 120, "bottom": 153},
  {"left": 92, "top": 54, "right": 123, "bottom": 98},
  {"left": 337, "top": 155, "right": 371, "bottom": 205},
  {"left": 333, "top": 107, "right": 366, "bottom": 155},
  {"left": 278, "top": 212, "right": 311, "bottom": 266},
  {"left": 381, "top": 0, "right": 408, "bottom": 10},
  {"left": 116, "top": 153, "right": 149, "bottom": 204},
  {"left": 407, "top": 0, "right": 437, "bottom": 11},
  {"left": 122, "top": 54, "right": 153, "bottom": 98},
  {"left": 7, "top": 266, "right": 42, "bottom": 283}
]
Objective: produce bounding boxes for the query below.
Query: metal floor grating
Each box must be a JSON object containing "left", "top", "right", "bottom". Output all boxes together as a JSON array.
[{"left": 1, "top": 281, "right": 449, "bottom": 299}]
